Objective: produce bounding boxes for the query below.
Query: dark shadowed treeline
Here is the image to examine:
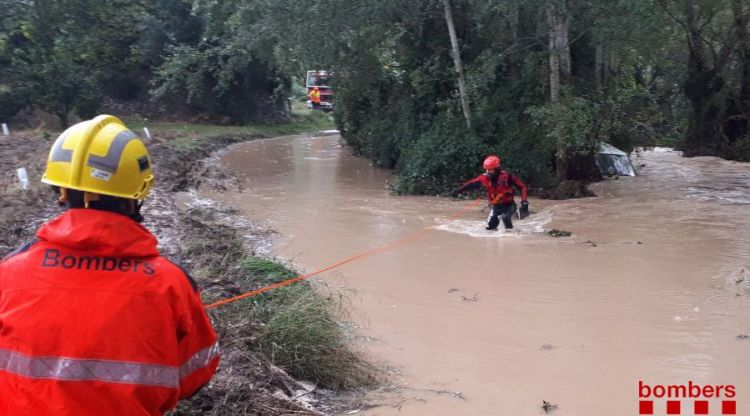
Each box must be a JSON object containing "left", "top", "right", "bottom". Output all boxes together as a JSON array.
[
  {"left": 1, "top": 0, "right": 749, "bottom": 192},
  {"left": 0, "top": 0, "right": 291, "bottom": 127},
  {"left": 293, "top": 0, "right": 750, "bottom": 192}
]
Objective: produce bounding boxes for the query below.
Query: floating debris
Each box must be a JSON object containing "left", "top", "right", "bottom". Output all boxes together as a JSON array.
[
  {"left": 547, "top": 229, "right": 571, "bottom": 237},
  {"left": 461, "top": 293, "right": 480, "bottom": 302},
  {"left": 737, "top": 334, "right": 749, "bottom": 340},
  {"left": 448, "top": 288, "right": 460, "bottom": 293},
  {"left": 541, "top": 344, "right": 556, "bottom": 351},
  {"left": 542, "top": 400, "right": 558, "bottom": 413}
]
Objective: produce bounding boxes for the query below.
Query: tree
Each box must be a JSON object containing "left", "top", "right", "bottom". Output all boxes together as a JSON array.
[
  {"left": 656, "top": 0, "right": 737, "bottom": 156},
  {"left": 151, "top": 0, "right": 291, "bottom": 123},
  {"left": 546, "top": 0, "right": 572, "bottom": 180},
  {"left": 443, "top": 0, "right": 472, "bottom": 129},
  {"left": 0, "top": 0, "right": 154, "bottom": 125}
]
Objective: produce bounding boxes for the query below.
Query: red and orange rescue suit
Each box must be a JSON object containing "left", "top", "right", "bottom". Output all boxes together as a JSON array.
[
  {"left": 0, "top": 209, "right": 219, "bottom": 415},
  {"left": 456, "top": 170, "right": 528, "bottom": 230}
]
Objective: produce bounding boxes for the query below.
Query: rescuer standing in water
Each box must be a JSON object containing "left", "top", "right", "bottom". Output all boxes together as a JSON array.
[{"left": 452, "top": 155, "right": 529, "bottom": 230}]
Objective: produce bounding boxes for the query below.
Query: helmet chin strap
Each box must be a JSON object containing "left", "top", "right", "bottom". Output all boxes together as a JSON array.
[{"left": 131, "top": 200, "right": 144, "bottom": 223}]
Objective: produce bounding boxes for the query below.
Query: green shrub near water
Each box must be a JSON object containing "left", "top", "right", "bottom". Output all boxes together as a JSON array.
[
  {"left": 236, "top": 257, "right": 375, "bottom": 390},
  {"left": 726, "top": 137, "right": 750, "bottom": 162},
  {"left": 391, "top": 113, "right": 491, "bottom": 195}
]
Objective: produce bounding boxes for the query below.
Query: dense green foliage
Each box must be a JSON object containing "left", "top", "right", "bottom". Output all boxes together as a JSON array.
[
  {"left": 282, "top": 0, "right": 748, "bottom": 187},
  {"left": 307, "top": 0, "right": 702, "bottom": 190},
  {"left": 1, "top": 0, "right": 749, "bottom": 182},
  {"left": 0, "top": 0, "right": 291, "bottom": 126}
]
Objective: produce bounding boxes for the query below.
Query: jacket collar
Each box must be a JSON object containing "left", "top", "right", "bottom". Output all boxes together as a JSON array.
[{"left": 37, "top": 209, "right": 159, "bottom": 257}]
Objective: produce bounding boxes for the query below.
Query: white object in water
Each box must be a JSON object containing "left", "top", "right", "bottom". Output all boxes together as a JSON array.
[
  {"left": 143, "top": 127, "right": 151, "bottom": 139},
  {"left": 17, "top": 167, "right": 29, "bottom": 190},
  {"left": 2, "top": 123, "right": 9, "bottom": 136}
]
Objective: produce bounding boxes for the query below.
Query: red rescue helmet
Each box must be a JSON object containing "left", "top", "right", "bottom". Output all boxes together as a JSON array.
[{"left": 483, "top": 155, "right": 501, "bottom": 170}]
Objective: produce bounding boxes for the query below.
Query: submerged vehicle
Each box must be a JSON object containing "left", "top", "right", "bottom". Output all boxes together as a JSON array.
[
  {"left": 305, "top": 70, "right": 334, "bottom": 111},
  {"left": 595, "top": 143, "right": 637, "bottom": 177}
]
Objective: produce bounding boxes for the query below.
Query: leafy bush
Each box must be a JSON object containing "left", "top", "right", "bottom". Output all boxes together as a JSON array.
[
  {"left": 528, "top": 96, "right": 601, "bottom": 156},
  {"left": 725, "top": 137, "right": 750, "bottom": 162},
  {"left": 0, "top": 86, "right": 31, "bottom": 121},
  {"left": 392, "top": 113, "right": 492, "bottom": 195}
]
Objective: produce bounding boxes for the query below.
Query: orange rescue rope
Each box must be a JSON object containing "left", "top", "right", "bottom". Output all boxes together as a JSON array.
[{"left": 205, "top": 198, "right": 483, "bottom": 309}]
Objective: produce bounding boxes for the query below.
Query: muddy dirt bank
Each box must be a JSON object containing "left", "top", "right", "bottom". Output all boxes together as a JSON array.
[{"left": 0, "top": 130, "right": 364, "bottom": 415}]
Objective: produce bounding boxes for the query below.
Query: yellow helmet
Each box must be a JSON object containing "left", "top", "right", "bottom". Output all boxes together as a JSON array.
[{"left": 42, "top": 115, "right": 154, "bottom": 200}]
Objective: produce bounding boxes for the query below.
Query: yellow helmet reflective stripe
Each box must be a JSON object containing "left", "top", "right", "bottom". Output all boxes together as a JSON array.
[{"left": 42, "top": 115, "right": 154, "bottom": 200}]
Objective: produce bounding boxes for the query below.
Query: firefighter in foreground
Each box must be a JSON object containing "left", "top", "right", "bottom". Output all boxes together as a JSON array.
[
  {"left": 452, "top": 155, "right": 529, "bottom": 230},
  {"left": 0, "top": 115, "right": 219, "bottom": 415}
]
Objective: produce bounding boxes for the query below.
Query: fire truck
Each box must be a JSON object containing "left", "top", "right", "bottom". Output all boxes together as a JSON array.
[{"left": 305, "top": 70, "right": 333, "bottom": 111}]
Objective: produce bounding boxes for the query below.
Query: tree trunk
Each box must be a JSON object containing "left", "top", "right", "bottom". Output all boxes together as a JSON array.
[
  {"left": 548, "top": 39, "right": 561, "bottom": 103},
  {"left": 683, "top": 58, "right": 725, "bottom": 155},
  {"left": 56, "top": 111, "right": 69, "bottom": 129},
  {"left": 606, "top": 49, "right": 618, "bottom": 85},
  {"left": 547, "top": 1, "right": 568, "bottom": 181},
  {"left": 443, "top": 0, "right": 472, "bottom": 130},
  {"left": 732, "top": 0, "right": 750, "bottom": 117},
  {"left": 681, "top": 0, "right": 727, "bottom": 156},
  {"left": 595, "top": 44, "right": 603, "bottom": 91},
  {"left": 509, "top": 6, "right": 519, "bottom": 44},
  {"left": 558, "top": 15, "right": 571, "bottom": 79}
]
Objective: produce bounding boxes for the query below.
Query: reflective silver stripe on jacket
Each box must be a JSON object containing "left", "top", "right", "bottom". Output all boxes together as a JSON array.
[
  {"left": 0, "top": 342, "right": 219, "bottom": 388},
  {"left": 0, "top": 348, "right": 178, "bottom": 387},
  {"left": 179, "top": 342, "right": 220, "bottom": 381}
]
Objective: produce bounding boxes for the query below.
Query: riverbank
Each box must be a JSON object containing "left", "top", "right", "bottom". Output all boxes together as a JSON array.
[{"left": 0, "top": 114, "right": 376, "bottom": 415}]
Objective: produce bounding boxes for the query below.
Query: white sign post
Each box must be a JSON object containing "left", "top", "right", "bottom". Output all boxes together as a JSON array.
[
  {"left": 143, "top": 127, "right": 151, "bottom": 139},
  {"left": 1, "top": 123, "right": 9, "bottom": 136},
  {"left": 17, "top": 167, "right": 29, "bottom": 190}
]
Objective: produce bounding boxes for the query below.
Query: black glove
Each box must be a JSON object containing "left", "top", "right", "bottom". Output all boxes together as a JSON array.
[
  {"left": 519, "top": 201, "right": 529, "bottom": 217},
  {"left": 450, "top": 187, "right": 461, "bottom": 197}
]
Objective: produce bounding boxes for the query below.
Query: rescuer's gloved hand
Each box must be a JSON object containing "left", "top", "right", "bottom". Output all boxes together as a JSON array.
[{"left": 519, "top": 201, "right": 529, "bottom": 218}]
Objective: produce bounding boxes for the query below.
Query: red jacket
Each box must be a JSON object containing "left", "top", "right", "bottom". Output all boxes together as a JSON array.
[
  {"left": 0, "top": 209, "right": 219, "bottom": 415},
  {"left": 458, "top": 170, "right": 528, "bottom": 204}
]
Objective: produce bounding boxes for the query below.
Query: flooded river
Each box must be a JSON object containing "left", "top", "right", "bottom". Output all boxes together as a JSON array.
[{"left": 201, "top": 134, "right": 750, "bottom": 415}]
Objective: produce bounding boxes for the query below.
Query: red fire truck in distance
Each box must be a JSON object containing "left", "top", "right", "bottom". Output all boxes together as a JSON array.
[{"left": 306, "top": 70, "right": 333, "bottom": 111}]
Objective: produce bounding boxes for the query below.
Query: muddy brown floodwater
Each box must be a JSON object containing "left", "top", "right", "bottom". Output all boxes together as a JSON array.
[{"left": 201, "top": 134, "right": 750, "bottom": 416}]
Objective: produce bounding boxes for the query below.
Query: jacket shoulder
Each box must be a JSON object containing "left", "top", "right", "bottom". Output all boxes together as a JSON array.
[
  {"left": 155, "top": 257, "right": 200, "bottom": 294},
  {"left": 502, "top": 169, "right": 522, "bottom": 179}
]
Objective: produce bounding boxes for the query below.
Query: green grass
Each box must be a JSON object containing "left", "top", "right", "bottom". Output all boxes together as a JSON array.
[
  {"left": 124, "top": 109, "right": 334, "bottom": 155},
  {"left": 124, "top": 107, "right": 333, "bottom": 139},
  {"left": 229, "top": 257, "right": 376, "bottom": 390},
  {"left": 178, "top": 208, "right": 374, "bottom": 391}
]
